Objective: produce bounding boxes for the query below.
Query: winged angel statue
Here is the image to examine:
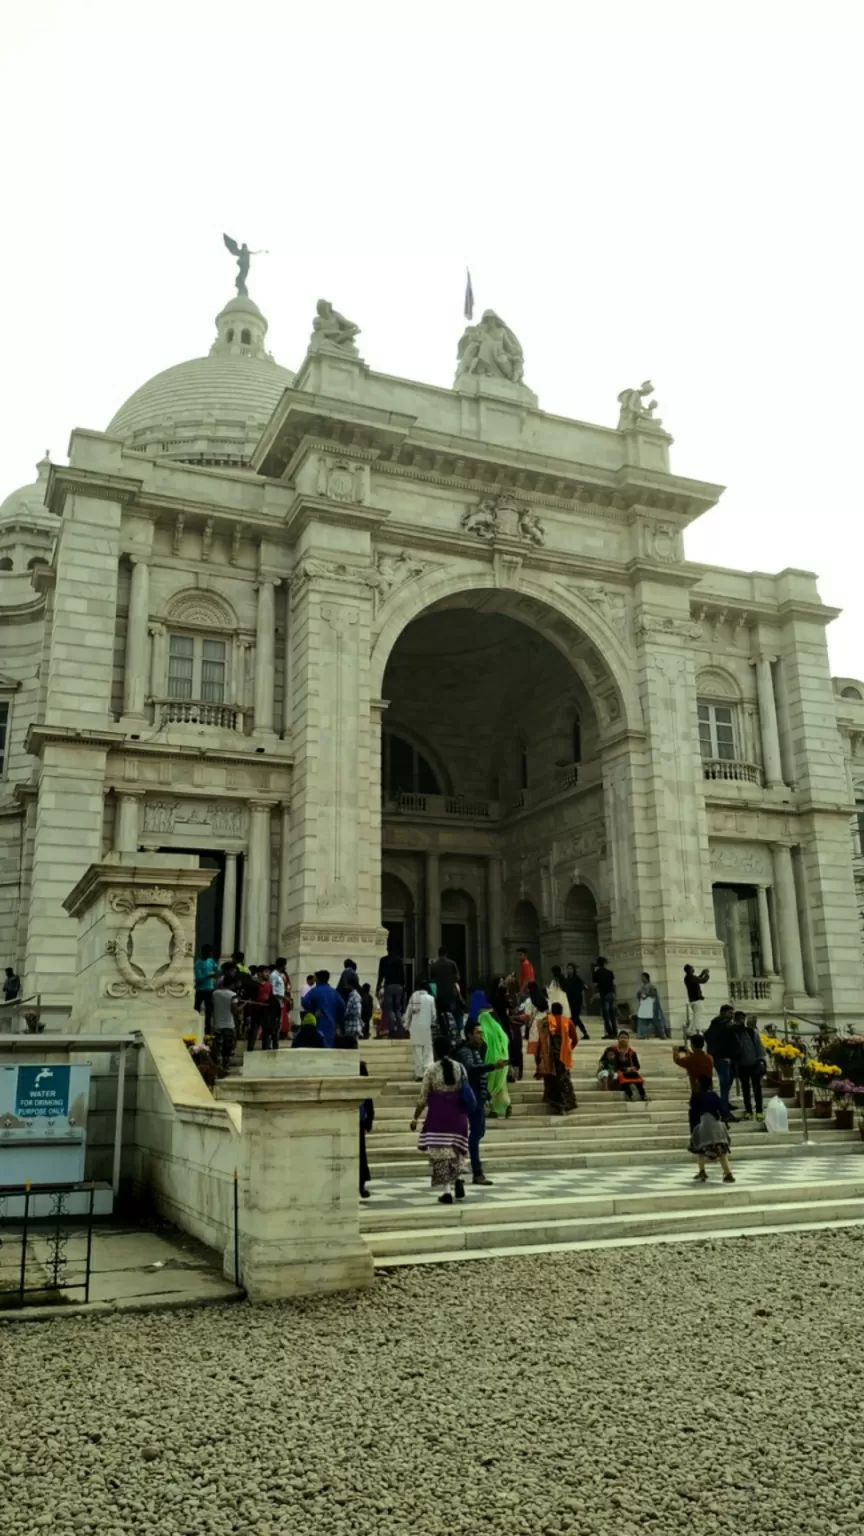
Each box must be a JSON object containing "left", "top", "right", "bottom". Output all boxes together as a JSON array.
[{"left": 222, "top": 234, "right": 266, "bottom": 297}]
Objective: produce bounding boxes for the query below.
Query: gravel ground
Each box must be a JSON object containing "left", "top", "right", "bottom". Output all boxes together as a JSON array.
[{"left": 3, "top": 1229, "right": 863, "bottom": 1536}]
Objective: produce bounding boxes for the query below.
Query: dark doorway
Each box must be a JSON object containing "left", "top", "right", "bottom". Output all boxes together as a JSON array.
[
  {"left": 160, "top": 849, "right": 224, "bottom": 954},
  {"left": 441, "top": 922, "right": 467, "bottom": 989}
]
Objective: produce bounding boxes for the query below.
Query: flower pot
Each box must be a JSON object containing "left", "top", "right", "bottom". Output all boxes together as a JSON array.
[
  {"left": 834, "top": 1108, "right": 855, "bottom": 1130},
  {"left": 779, "top": 1061, "right": 795, "bottom": 1080},
  {"left": 800, "top": 1089, "right": 814, "bottom": 1109},
  {"left": 777, "top": 1078, "right": 797, "bottom": 1099},
  {"left": 859, "top": 1123, "right": 864, "bottom": 1142},
  {"left": 765, "top": 1070, "right": 780, "bottom": 1087},
  {"left": 812, "top": 1099, "right": 832, "bottom": 1119}
]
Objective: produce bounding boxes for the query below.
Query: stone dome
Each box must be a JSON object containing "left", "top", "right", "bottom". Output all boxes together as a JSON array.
[
  {"left": 107, "top": 293, "right": 294, "bottom": 466},
  {"left": 0, "top": 456, "right": 54, "bottom": 527}
]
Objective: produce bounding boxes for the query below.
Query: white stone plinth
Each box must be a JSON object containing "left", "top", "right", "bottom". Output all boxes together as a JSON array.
[
  {"left": 452, "top": 372, "right": 538, "bottom": 408},
  {"left": 242, "top": 1048, "right": 358, "bottom": 1079},
  {"left": 228, "top": 1077, "right": 374, "bottom": 1301}
]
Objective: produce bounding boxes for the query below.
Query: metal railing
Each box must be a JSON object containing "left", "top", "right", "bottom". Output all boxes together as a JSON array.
[
  {"left": 0, "top": 1182, "right": 95, "bottom": 1309},
  {"left": 702, "top": 757, "right": 762, "bottom": 785}
]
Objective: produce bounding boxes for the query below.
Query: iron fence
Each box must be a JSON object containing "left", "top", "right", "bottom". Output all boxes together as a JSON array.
[{"left": 0, "top": 1182, "right": 95, "bottom": 1309}]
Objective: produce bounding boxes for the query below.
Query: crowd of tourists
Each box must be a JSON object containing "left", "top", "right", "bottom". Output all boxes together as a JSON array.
[{"left": 190, "top": 939, "right": 770, "bottom": 1201}]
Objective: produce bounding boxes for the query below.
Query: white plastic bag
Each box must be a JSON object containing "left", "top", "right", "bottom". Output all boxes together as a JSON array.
[{"left": 764, "top": 1094, "right": 789, "bottom": 1134}]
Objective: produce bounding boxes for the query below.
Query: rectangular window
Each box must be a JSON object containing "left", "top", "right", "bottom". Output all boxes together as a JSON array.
[
  {"left": 200, "top": 639, "right": 226, "bottom": 703},
  {"left": 0, "top": 701, "right": 8, "bottom": 775},
  {"left": 698, "top": 701, "right": 737, "bottom": 761},
  {"left": 167, "top": 634, "right": 194, "bottom": 699}
]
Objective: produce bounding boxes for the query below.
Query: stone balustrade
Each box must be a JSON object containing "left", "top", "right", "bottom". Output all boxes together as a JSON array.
[
  {"left": 702, "top": 756, "right": 762, "bottom": 786},
  {"left": 155, "top": 698, "right": 248, "bottom": 731}
]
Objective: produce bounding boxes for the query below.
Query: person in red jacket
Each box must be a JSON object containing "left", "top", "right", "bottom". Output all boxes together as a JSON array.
[{"left": 517, "top": 948, "right": 535, "bottom": 995}]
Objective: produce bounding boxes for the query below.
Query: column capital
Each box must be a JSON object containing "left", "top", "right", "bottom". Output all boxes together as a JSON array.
[
  {"left": 128, "top": 552, "right": 150, "bottom": 568},
  {"left": 114, "top": 787, "right": 146, "bottom": 800},
  {"left": 256, "top": 575, "right": 281, "bottom": 590},
  {"left": 148, "top": 620, "right": 166, "bottom": 637},
  {"left": 249, "top": 797, "right": 279, "bottom": 813},
  {"left": 749, "top": 652, "right": 778, "bottom": 668}
]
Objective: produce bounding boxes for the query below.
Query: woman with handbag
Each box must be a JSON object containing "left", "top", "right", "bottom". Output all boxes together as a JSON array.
[
  {"left": 410, "top": 1040, "right": 473, "bottom": 1204},
  {"left": 535, "top": 1003, "right": 579, "bottom": 1114}
]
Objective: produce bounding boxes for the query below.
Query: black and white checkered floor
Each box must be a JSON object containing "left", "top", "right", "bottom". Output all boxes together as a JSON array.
[{"left": 365, "top": 1154, "right": 864, "bottom": 1211}]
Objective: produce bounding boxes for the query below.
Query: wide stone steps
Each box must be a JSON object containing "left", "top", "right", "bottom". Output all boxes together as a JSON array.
[
  {"left": 369, "top": 1132, "right": 862, "bottom": 1177},
  {"left": 361, "top": 1174, "right": 864, "bottom": 1265}
]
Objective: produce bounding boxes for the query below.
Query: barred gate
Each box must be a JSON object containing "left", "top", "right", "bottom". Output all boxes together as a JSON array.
[{"left": 0, "top": 1183, "right": 95, "bottom": 1309}]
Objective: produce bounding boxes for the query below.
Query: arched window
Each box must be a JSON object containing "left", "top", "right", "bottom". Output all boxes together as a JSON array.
[
  {"left": 27, "top": 557, "right": 48, "bottom": 570},
  {"left": 0, "top": 557, "right": 12, "bottom": 571},
  {"left": 226, "top": 328, "right": 235, "bottom": 342},
  {"left": 841, "top": 686, "right": 862, "bottom": 701},
  {"left": 572, "top": 713, "right": 582, "bottom": 765},
  {"left": 697, "top": 701, "right": 736, "bottom": 761},
  {"left": 240, "top": 328, "right": 252, "bottom": 345},
  {"left": 382, "top": 733, "right": 440, "bottom": 795},
  {"left": 167, "top": 633, "right": 227, "bottom": 702}
]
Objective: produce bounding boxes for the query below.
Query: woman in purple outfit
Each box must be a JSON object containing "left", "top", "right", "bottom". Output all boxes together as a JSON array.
[{"left": 410, "top": 1039, "right": 471, "bottom": 1205}]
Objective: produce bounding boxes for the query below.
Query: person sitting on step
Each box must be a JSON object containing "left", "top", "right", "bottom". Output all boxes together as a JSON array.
[{"left": 614, "top": 1031, "right": 647, "bottom": 1102}]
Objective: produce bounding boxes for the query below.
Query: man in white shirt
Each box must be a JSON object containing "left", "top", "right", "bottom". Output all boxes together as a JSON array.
[{"left": 266, "top": 957, "right": 287, "bottom": 1049}]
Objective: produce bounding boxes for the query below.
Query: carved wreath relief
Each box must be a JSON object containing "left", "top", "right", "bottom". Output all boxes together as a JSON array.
[{"left": 105, "top": 890, "right": 193, "bottom": 999}]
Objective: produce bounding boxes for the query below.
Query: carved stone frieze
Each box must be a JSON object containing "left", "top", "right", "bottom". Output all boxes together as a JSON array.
[{"left": 142, "top": 799, "right": 246, "bottom": 839}]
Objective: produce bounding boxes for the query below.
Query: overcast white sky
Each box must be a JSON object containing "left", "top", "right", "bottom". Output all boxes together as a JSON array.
[{"left": 2, "top": 1, "right": 862, "bottom": 670}]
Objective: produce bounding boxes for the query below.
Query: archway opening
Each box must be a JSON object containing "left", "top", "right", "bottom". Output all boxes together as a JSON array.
[{"left": 380, "top": 598, "right": 610, "bottom": 981}]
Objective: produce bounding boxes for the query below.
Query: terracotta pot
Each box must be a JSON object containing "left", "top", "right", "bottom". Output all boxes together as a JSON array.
[
  {"left": 777, "top": 1078, "right": 797, "bottom": 1100},
  {"left": 834, "top": 1107, "right": 855, "bottom": 1130},
  {"left": 812, "top": 1099, "right": 832, "bottom": 1119},
  {"left": 780, "top": 1060, "right": 795, "bottom": 1080},
  {"left": 800, "top": 1088, "right": 814, "bottom": 1109}
]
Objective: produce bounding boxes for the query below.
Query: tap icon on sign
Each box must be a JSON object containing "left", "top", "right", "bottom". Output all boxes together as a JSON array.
[{"left": 34, "top": 1068, "right": 53, "bottom": 1088}]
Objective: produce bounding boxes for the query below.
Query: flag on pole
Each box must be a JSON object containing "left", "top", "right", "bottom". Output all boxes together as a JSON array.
[{"left": 464, "top": 268, "right": 474, "bottom": 321}]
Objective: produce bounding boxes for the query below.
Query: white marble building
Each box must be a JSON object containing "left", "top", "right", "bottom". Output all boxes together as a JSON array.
[{"left": 2, "top": 281, "right": 863, "bottom": 1029}]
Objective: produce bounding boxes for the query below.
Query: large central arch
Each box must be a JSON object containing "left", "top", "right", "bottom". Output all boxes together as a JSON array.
[{"left": 371, "top": 568, "right": 641, "bottom": 738}]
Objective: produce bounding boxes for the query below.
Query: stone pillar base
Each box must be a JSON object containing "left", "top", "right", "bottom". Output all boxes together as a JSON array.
[
  {"left": 227, "top": 1239, "right": 373, "bottom": 1302},
  {"left": 282, "top": 920, "right": 389, "bottom": 990}
]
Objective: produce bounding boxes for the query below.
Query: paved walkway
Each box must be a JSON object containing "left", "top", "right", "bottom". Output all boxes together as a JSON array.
[
  {"left": 365, "top": 1149, "right": 864, "bottom": 1212},
  {"left": 1, "top": 1226, "right": 241, "bottom": 1320}
]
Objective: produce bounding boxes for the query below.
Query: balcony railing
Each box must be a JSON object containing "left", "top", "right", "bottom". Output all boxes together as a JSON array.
[
  {"left": 156, "top": 697, "right": 246, "bottom": 731},
  {"left": 383, "top": 792, "right": 500, "bottom": 821},
  {"left": 730, "top": 977, "right": 773, "bottom": 1001},
  {"left": 702, "top": 757, "right": 762, "bottom": 786}
]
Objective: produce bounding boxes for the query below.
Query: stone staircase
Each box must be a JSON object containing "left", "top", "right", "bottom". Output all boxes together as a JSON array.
[{"left": 357, "top": 1037, "right": 864, "bottom": 1266}]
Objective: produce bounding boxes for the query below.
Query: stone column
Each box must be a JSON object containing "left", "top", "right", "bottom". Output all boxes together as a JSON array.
[
  {"left": 220, "top": 852, "right": 238, "bottom": 958},
  {"left": 755, "top": 883, "right": 776, "bottom": 975},
  {"left": 245, "top": 802, "right": 273, "bottom": 961},
  {"left": 123, "top": 556, "right": 150, "bottom": 719},
  {"left": 278, "top": 803, "right": 291, "bottom": 945},
  {"left": 253, "top": 578, "right": 278, "bottom": 737},
  {"left": 487, "top": 855, "right": 504, "bottom": 975},
  {"left": 425, "top": 851, "right": 440, "bottom": 965},
  {"left": 282, "top": 585, "right": 293, "bottom": 738},
  {"left": 772, "top": 842, "right": 805, "bottom": 993},
  {"left": 149, "top": 621, "right": 166, "bottom": 701},
  {"left": 753, "top": 654, "right": 784, "bottom": 789},
  {"left": 114, "top": 791, "right": 142, "bottom": 854}
]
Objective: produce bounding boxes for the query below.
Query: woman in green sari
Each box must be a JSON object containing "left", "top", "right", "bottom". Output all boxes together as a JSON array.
[{"left": 478, "top": 1005, "right": 512, "bottom": 1118}]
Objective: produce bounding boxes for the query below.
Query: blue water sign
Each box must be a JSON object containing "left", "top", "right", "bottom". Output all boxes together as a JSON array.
[{"left": 15, "top": 1064, "right": 71, "bottom": 1120}]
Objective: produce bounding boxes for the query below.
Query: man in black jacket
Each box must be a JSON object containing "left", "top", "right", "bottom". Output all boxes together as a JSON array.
[
  {"left": 455, "top": 1022, "right": 508, "bottom": 1187},
  {"left": 705, "top": 1004, "right": 739, "bottom": 1123}
]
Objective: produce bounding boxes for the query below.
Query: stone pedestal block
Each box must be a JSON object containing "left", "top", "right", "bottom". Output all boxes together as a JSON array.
[
  {"left": 228, "top": 1076, "right": 374, "bottom": 1301},
  {"left": 62, "top": 853, "right": 216, "bottom": 1035}
]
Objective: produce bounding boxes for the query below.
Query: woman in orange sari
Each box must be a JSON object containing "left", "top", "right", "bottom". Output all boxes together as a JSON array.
[{"left": 535, "top": 1003, "right": 578, "bottom": 1115}]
